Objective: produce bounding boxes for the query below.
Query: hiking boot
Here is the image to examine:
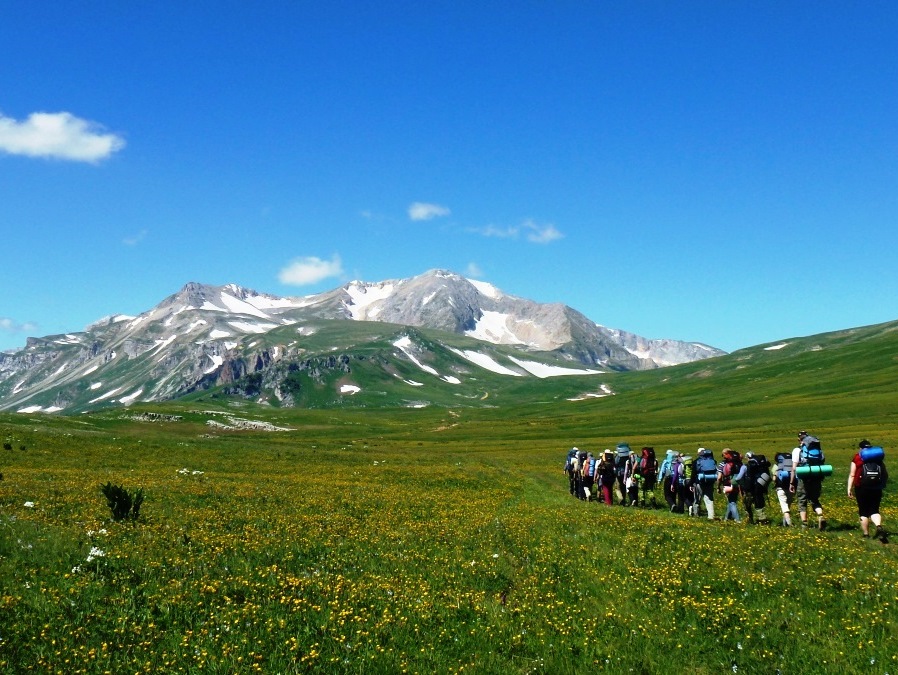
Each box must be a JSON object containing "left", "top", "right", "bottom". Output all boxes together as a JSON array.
[
  {"left": 876, "top": 526, "right": 889, "bottom": 544},
  {"left": 819, "top": 518, "right": 827, "bottom": 532}
]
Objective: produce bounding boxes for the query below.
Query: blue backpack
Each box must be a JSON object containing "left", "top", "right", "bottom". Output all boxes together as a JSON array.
[
  {"left": 775, "top": 453, "right": 794, "bottom": 484},
  {"left": 800, "top": 437, "right": 824, "bottom": 466},
  {"left": 695, "top": 452, "right": 717, "bottom": 481}
]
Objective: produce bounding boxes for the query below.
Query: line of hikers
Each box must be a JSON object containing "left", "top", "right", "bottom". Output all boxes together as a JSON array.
[{"left": 563, "top": 431, "right": 889, "bottom": 542}]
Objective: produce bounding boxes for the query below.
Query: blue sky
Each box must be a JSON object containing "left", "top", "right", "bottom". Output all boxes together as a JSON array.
[{"left": 2, "top": 2, "right": 896, "bottom": 354}]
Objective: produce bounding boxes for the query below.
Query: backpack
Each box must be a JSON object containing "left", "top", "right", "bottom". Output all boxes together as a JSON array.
[
  {"left": 640, "top": 447, "right": 657, "bottom": 477},
  {"left": 586, "top": 456, "right": 597, "bottom": 478},
  {"left": 800, "top": 437, "right": 824, "bottom": 466},
  {"left": 615, "top": 444, "right": 631, "bottom": 478},
  {"left": 671, "top": 459, "right": 686, "bottom": 486},
  {"left": 859, "top": 447, "right": 887, "bottom": 489},
  {"left": 859, "top": 461, "right": 885, "bottom": 488},
  {"left": 775, "top": 452, "right": 794, "bottom": 484},
  {"left": 695, "top": 452, "right": 717, "bottom": 481},
  {"left": 748, "top": 454, "right": 772, "bottom": 487},
  {"left": 721, "top": 451, "right": 741, "bottom": 479},
  {"left": 746, "top": 454, "right": 770, "bottom": 477},
  {"left": 659, "top": 451, "right": 675, "bottom": 480},
  {"left": 600, "top": 450, "right": 617, "bottom": 479}
]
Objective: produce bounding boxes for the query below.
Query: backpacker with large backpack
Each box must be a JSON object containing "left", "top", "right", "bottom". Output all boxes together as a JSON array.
[{"left": 615, "top": 443, "right": 631, "bottom": 480}]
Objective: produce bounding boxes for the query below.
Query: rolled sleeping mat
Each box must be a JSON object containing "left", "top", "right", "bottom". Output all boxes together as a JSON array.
[
  {"left": 795, "top": 464, "right": 833, "bottom": 477},
  {"left": 756, "top": 472, "right": 771, "bottom": 487},
  {"left": 860, "top": 446, "right": 885, "bottom": 462}
]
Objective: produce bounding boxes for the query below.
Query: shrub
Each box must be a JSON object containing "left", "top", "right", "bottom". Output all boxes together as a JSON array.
[{"left": 101, "top": 482, "right": 144, "bottom": 522}]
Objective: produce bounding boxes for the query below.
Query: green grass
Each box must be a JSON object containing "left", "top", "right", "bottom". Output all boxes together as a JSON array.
[{"left": 3, "top": 321, "right": 898, "bottom": 672}]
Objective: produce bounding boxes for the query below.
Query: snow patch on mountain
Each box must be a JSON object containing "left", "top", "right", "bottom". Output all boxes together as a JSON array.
[
  {"left": 228, "top": 321, "right": 278, "bottom": 334},
  {"left": 567, "top": 384, "right": 615, "bottom": 401},
  {"left": 205, "top": 355, "right": 224, "bottom": 374},
  {"left": 120, "top": 388, "right": 143, "bottom": 405},
  {"left": 464, "top": 311, "right": 527, "bottom": 345},
  {"left": 90, "top": 387, "right": 123, "bottom": 403},
  {"left": 345, "top": 282, "right": 396, "bottom": 320},
  {"left": 393, "top": 336, "right": 438, "bottom": 375},
  {"left": 449, "top": 348, "right": 522, "bottom": 376},
  {"left": 507, "top": 356, "right": 604, "bottom": 378},
  {"left": 467, "top": 279, "right": 502, "bottom": 299}
]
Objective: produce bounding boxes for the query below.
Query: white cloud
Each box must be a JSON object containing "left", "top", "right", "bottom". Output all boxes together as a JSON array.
[
  {"left": 408, "top": 202, "right": 450, "bottom": 221},
  {"left": 278, "top": 254, "right": 344, "bottom": 286},
  {"left": 123, "top": 229, "right": 148, "bottom": 246},
  {"left": 0, "top": 317, "right": 38, "bottom": 334},
  {"left": 465, "top": 262, "right": 484, "bottom": 278},
  {"left": 479, "top": 224, "right": 519, "bottom": 239},
  {"left": 472, "top": 219, "right": 563, "bottom": 244},
  {"left": 0, "top": 111, "right": 125, "bottom": 162},
  {"left": 523, "top": 220, "right": 563, "bottom": 244}
]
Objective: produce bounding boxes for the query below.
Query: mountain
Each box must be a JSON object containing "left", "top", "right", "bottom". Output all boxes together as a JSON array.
[{"left": 0, "top": 269, "right": 724, "bottom": 413}]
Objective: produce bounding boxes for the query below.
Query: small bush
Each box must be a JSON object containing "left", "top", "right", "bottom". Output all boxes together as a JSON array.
[{"left": 101, "top": 482, "right": 144, "bottom": 522}]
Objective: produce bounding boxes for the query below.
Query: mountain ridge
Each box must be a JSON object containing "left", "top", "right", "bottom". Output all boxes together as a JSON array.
[{"left": 0, "top": 269, "right": 724, "bottom": 413}]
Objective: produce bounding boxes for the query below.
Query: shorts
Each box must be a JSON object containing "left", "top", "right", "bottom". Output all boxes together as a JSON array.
[{"left": 855, "top": 487, "right": 883, "bottom": 519}]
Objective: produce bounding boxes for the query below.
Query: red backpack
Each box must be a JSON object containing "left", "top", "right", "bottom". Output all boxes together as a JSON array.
[{"left": 640, "top": 447, "right": 657, "bottom": 477}]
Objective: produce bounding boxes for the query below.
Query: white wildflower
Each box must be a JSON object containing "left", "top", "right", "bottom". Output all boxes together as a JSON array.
[{"left": 86, "top": 547, "right": 106, "bottom": 562}]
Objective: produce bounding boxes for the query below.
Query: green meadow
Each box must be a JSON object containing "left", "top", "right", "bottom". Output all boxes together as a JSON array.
[{"left": 2, "top": 322, "right": 898, "bottom": 673}]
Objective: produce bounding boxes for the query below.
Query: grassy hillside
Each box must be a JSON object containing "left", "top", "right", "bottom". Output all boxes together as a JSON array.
[{"left": 2, "top": 320, "right": 897, "bottom": 672}]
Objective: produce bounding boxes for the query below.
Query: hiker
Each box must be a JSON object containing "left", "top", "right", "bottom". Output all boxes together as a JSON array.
[
  {"left": 624, "top": 448, "right": 641, "bottom": 507},
  {"left": 692, "top": 448, "right": 717, "bottom": 519},
  {"left": 773, "top": 451, "right": 794, "bottom": 526},
  {"left": 742, "top": 452, "right": 772, "bottom": 525},
  {"left": 582, "top": 451, "right": 596, "bottom": 502},
  {"left": 564, "top": 448, "right": 579, "bottom": 497},
  {"left": 847, "top": 440, "right": 889, "bottom": 543},
  {"left": 671, "top": 452, "right": 691, "bottom": 514},
  {"left": 638, "top": 447, "right": 659, "bottom": 508},
  {"left": 791, "top": 431, "right": 827, "bottom": 530},
  {"left": 659, "top": 449, "right": 678, "bottom": 511},
  {"left": 576, "top": 449, "right": 589, "bottom": 501},
  {"left": 614, "top": 442, "right": 631, "bottom": 505},
  {"left": 597, "top": 449, "right": 617, "bottom": 505},
  {"left": 717, "top": 449, "right": 742, "bottom": 522},
  {"left": 570, "top": 448, "right": 584, "bottom": 499}
]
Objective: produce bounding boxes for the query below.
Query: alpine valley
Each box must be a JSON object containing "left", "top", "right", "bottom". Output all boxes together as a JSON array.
[{"left": 0, "top": 270, "right": 724, "bottom": 414}]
